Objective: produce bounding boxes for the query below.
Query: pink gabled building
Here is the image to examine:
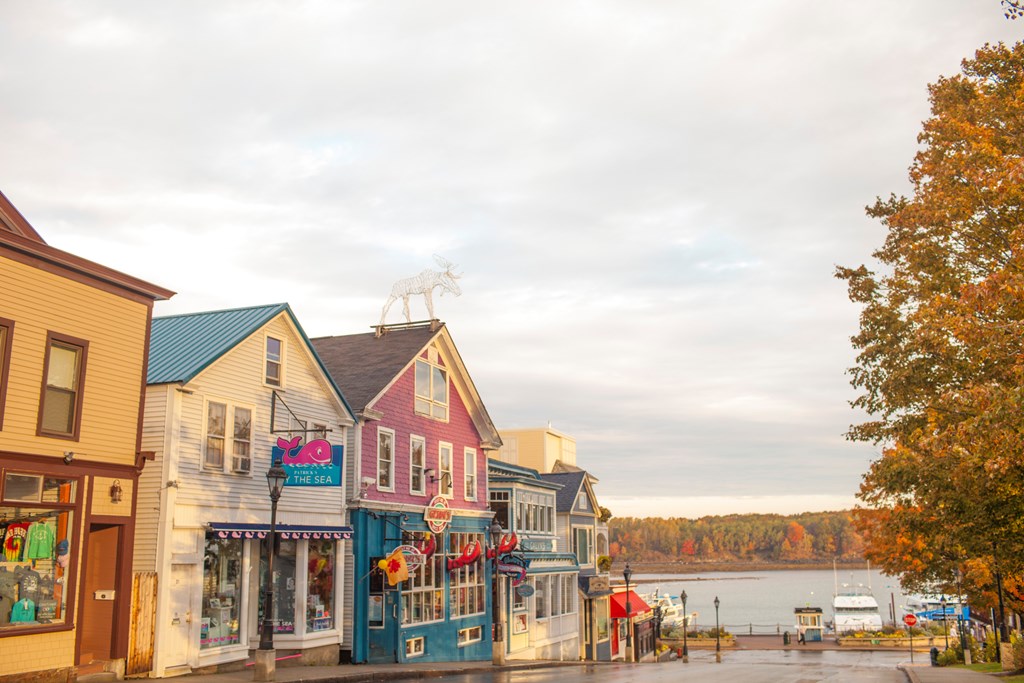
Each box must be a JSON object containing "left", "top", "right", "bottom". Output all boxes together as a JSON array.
[{"left": 312, "top": 321, "right": 502, "bottom": 664}]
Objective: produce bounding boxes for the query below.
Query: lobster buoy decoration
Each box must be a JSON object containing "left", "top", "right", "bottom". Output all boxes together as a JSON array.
[
  {"left": 447, "top": 540, "right": 481, "bottom": 571},
  {"left": 415, "top": 532, "right": 436, "bottom": 559}
]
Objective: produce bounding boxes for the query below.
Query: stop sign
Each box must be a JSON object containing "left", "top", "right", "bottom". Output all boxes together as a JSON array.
[{"left": 903, "top": 614, "right": 918, "bottom": 627}]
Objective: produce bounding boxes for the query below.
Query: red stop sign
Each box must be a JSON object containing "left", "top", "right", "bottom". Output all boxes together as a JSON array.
[{"left": 903, "top": 614, "right": 918, "bottom": 627}]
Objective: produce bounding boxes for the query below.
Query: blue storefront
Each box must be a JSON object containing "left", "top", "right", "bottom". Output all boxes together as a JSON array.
[{"left": 350, "top": 506, "right": 494, "bottom": 663}]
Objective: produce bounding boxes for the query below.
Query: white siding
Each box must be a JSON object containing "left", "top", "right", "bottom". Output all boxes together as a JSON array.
[{"left": 134, "top": 384, "right": 171, "bottom": 572}]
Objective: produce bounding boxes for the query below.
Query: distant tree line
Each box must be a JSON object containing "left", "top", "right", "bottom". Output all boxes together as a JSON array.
[{"left": 608, "top": 511, "right": 865, "bottom": 563}]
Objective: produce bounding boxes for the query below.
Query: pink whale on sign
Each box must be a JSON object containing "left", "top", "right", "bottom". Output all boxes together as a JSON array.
[{"left": 277, "top": 437, "right": 334, "bottom": 465}]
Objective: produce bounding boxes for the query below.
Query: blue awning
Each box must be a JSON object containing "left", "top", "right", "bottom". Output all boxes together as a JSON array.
[{"left": 208, "top": 522, "right": 353, "bottom": 540}]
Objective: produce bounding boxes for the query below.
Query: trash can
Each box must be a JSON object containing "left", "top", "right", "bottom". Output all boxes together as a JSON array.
[
  {"left": 783, "top": 632, "right": 791, "bottom": 645},
  {"left": 930, "top": 646, "right": 939, "bottom": 666}
]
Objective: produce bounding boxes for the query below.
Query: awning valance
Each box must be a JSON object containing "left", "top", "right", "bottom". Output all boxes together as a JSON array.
[
  {"left": 208, "top": 522, "right": 353, "bottom": 540},
  {"left": 610, "top": 590, "right": 650, "bottom": 619}
]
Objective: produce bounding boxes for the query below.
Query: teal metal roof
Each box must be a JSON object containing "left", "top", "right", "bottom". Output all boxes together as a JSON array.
[
  {"left": 149, "top": 303, "right": 288, "bottom": 384},
  {"left": 147, "top": 303, "right": 355, "bottom": 421}
]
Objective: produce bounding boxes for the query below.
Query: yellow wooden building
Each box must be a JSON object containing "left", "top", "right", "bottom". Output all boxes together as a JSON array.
[{"left": 0, "top": 190, "right": 173, "bottom": 682}]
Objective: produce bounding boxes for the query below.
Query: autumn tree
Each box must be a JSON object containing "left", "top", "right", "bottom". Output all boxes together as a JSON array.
[{"left": 837, "top": 42, "right": 1024, "bottom": 606}]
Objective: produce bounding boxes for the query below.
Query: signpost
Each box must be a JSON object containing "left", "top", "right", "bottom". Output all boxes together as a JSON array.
[{"left": 904, "top": 613, "right": 918, "bottom": 662}]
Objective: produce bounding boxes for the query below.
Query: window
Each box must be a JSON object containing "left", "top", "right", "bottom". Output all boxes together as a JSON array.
[
  {"left": 562, "top": 574, "right": 577, "bottom": 615},
  {"left": 516, "top": 492, "right": 555, "bottom": 534},
  {"left": 307, "top": 541, "right": 336, "bottom": 631},
  {"left": 0, "top": 319, "right": 12, "bottom": 430},
  {"left": 201, "top": 535, "right": 243, "bottom": 649},
  {"left": 577, "top": 492, "right": 590, "bottom": 511},
  {"left": 258, "top": 538, "right": 297, "bottom": 635},
  {"left": 596, "top": 599, "right": 610, "bottom": 640},
  {"left": 204, "top": 401, "right": 252, "bottom": 473},
  {"left": 512, "top": 577, "right": 526, "bottom": 611},
  {"left": 265, "top": 336, "right": 283, "bottom": 386},
  {"left": 309, "top": 423, "right": 328, "bottom": 439},
  {"left": 405, "top": 636, "right": 425, "bottom": 658},
  {"left": 401, "top": 532, "right": 443, "bottom": 625},
  {"left": 534, "top": 576, "right": 549, "bottom": 619},
  {"left": 409, "top": 436, "right": 426, "bottom": 496},
  {"left": 463, "top": 448, "right": 476, "bottom": 500},
  {"left": 377, "top": 428, "right": 395, "bottom": 491},
  {"left": 490, "top": 491, "right": 510, "bottom": 530},
  {"left": 1, "top": 472, "right": 78, "bottom": 632},
  {"left": 573, "top": 527, "right": 593, "bottom": 566},
  {"left": 448, "top": 532, "right": 485, "bottom": 618},
  {"left": 38, "top": 333, "right": 87, "bottom": 439},
  {"left": 414, "top": 358, "right": 448, "bottom": 420},
  {"left": 438, "top": 442, "right": 453, "bottom": 498},
  {"left": 458, "top": 625, "right": 483, "bottom": 645}
]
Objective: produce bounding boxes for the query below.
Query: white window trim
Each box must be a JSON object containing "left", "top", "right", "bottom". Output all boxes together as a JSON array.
[
  {"left": 409, "top": 434, "right": 426, "bottom": 497},
  {"left": 463, "top": 447, "right": 477, "bottom": 501},
  {"left": 457, "top": 625, "right": 483, "bottom": 646},
  {"left": 201, "top": 397, "right": 255, "bottom": 476},
  {"left": 377, "top": 427, "right": 396, "bottom": 492},
  {"left": 263, "top": 334, "right": 285, "bottom": 389},
  {"left": 405, "top": 636, "right": 425, "bottom": 658},
  {"left": 413, "top": 358, "right": 449, "bottom": 422},
  {"left": 438, "top": 442, "right": 453, "bottom": 498}
]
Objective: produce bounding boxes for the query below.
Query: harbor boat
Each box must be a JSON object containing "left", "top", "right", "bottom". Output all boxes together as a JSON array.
[
  {"left": 638, "top": 587, "right": 696, "bottom": 630},
  {"left": 832, "top": 585, "right": 884, "bottom": 633}
]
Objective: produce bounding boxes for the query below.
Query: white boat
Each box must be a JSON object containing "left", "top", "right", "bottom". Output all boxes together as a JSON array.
[
  {"left": 904, "top": 593, "right": 965, "bottom": 624},
  {"left": 638, "top": 587, "right": 696, "bottom": 629},
  {"left": 832, "top": 584, "right": 884, "bottom": 633}
]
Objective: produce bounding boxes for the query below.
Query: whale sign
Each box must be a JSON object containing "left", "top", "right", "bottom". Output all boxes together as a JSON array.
[{"left": 273, "top": 437, "right": 343, "bottom": 487}]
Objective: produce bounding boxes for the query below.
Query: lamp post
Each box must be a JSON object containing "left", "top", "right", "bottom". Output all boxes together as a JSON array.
[
  {"left": 940, "top": 596, "right": 949, "bottom": 651},
  {"left": 623, "top": 562, "right": 633, "bottom": 662},
  {"left": 489, "top": 520, "right": 505, "bottom": 665},
  {"left": 714, "top": 596, "right": 721, "bottom": 663},
  {"left": 255, "top": 459, "right": 287, "bottom": 681},
  {"left": 680, "top": 590, "right": 689, "bottom": 663},
  {"left": 956, "top": 567, "right": 971, "bottom": 665}
]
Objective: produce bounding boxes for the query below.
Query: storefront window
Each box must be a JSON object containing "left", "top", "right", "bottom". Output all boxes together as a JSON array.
[
  {"left": 401, "top": 536, "right": 443, "bottom": 626},
  {"left": 201, "top": 536, "right": 242, "bottom": 649},
  {"left": 0, "top": 473, "right": 76, "bottom": 632},
  {"left": 259, "top": 538, "right": 296, "bottom": 634},
  {"left": 447, "top": 532, "right": 484, "bottom": 618},
  {"left": 306, "top": 541, "right": 335, "bottom": 632},
  {"left": 596, "top": 599, "right": 610, "bottom": 640}
]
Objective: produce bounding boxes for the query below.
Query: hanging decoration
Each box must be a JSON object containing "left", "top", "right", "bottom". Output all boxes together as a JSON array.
[{"left": 446, "top": 540, "right": 481, "bottom": 571}]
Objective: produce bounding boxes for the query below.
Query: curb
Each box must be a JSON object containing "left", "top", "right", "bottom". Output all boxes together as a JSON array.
[{"left": 896, "top": 664, "right": 921, "bottom": 683}]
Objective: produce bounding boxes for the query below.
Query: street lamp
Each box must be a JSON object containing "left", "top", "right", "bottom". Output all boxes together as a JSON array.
[
  {"left": 680, "top": 590, "right": 689, "bottom": 663},
  {"left": 256, "top": 459, "right": 287, "bottom": 681},
  {"left": 653, "top": 604, "right": 663, "bottom": 639},
  {"left": 489, "top": 519, "right": 505, "bottom": 665},
  {"left": 623, "top": 562, "right": 633, "bottom": 662},
  {"left": 956, "top": 567, "right": 971, "bottom": 665},
  {"left": 940, "top": 596, "right": 949, "bottom": 651},
  {"left": 714, "top": 596, "right": 721, "bottom": 663}
]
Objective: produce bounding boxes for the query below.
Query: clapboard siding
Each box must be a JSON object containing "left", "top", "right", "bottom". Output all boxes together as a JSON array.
[
  {"left": 134, "top": 384, "right": 170, "bottom": 572},
  {"left": 0, "top": 252, "right": 149, "bottom": 464},
  {"left": 170, "top": 314, "right": 349, "bottom": 519}
]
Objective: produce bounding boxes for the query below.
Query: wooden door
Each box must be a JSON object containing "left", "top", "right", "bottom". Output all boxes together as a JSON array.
[{"left": 79, "top": 524, "right": 121, "bottom": 664}]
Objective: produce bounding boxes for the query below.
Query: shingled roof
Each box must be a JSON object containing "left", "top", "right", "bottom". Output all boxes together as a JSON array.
[
  {"left": 541, "top": 470, "right": 589, "bottom": 512},
  {"left": 311, "top": 324, "right": 439, "bottom": 414}
]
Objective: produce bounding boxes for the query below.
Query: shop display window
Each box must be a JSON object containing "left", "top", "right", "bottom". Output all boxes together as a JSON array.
[
  {"left": 258, "top": 538, "right": 296, "bottom": 634},
  {"left": 306, "top": 541, "right": 335, "bottom": 631},
  {"left": 0, "top": 473, "right": 77, "bottom": 632},
  {"left": 201, "top": 535, "right": 242, "bottom": 649},
  {"left": 447, "top": 532, "right": 485, "bottom": 618}
]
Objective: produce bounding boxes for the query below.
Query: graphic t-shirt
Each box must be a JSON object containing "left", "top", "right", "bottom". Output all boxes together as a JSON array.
[
  {"left": 26, "top": 522, "right": 55, "bottom": 560},
  {"left": 18, "top": 569, "right": 40, "bottom": 601},
  {"left": 3, "top": 524, "right": 29, "bottom": 562}
]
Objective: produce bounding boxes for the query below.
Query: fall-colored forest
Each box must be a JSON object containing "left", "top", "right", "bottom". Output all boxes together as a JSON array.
[{"left": 609, "top": 511, "right": 865, "bottom": 564}]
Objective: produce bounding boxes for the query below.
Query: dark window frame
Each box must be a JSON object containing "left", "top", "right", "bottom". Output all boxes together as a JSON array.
[
  {"left": 36, "top": 331, "right": 89, "bottom": 441},
  {"left": 0, "top": 318, "right": 13, "bottom": 431}
]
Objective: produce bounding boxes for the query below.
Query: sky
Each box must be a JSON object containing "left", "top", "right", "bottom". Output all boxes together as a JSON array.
[{"left": 2, "top": 2, "right": 1022, "bottom": 519}]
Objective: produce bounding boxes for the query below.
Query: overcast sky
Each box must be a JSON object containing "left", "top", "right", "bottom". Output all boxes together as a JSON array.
[{"left": 2, "top": 3, "right": 1021, "bottom": 518}]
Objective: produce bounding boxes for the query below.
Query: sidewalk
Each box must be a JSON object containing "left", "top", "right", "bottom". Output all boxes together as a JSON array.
[
  {"left": 173, "top": 659, "right": 587, "bottom": 683},
  {"left": 898, "top": 663, "right": 1006, "bottom": 682}
]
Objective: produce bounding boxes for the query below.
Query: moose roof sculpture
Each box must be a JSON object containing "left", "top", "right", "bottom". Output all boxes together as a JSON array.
[{"left": 380, "top": 255, "right": 462, "bottom": 326}]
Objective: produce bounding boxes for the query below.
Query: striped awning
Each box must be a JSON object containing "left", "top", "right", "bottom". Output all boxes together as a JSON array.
[{"left": 207, "top": 522, "right": 353, "bottom": 540}]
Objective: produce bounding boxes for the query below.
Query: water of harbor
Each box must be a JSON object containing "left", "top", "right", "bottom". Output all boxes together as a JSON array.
[{"left": 634, "top": 568, "right": 916, "bottom": 634}]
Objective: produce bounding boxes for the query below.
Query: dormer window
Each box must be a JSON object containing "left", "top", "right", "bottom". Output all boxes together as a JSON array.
[
  {"left": 577, "top": 492, "right": 590, "bottom": 512},
  {"left": 265, "top": 336, "right": 283, "bottom": 387},
  {"left": 414, "top": 359, "right": 448, "bottom": 420}
]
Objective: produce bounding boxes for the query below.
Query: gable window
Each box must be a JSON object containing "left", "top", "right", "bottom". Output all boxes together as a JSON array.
[
  {"left": 410, "top": 435, "right": 426, "bottom": 496},
  {"left": 38, "top": 333, "right": 88, "bottom": 439},
  {"left": 204, "top": 401, "right": 253, "bottom": 473},
  {"left": 377, "top": 428, "right": 395, "bottom": 491},
  {"left": 463, "top": 448, "right": 477, "bottom": 501},
  {"left": 577, "top": 492, "right": 590, "bottom": 512},
  {"left": 438, "top": 442, "right": 453, "bottom": 498},
  {"left": 0, "top": 319, "right": 12, "bottom": 430},
  {"left": 414, "top": 359, "right": 448, "bottom": 420},
  {"left": 265, "top": 336, "right": 283, "bottom": 387}
]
